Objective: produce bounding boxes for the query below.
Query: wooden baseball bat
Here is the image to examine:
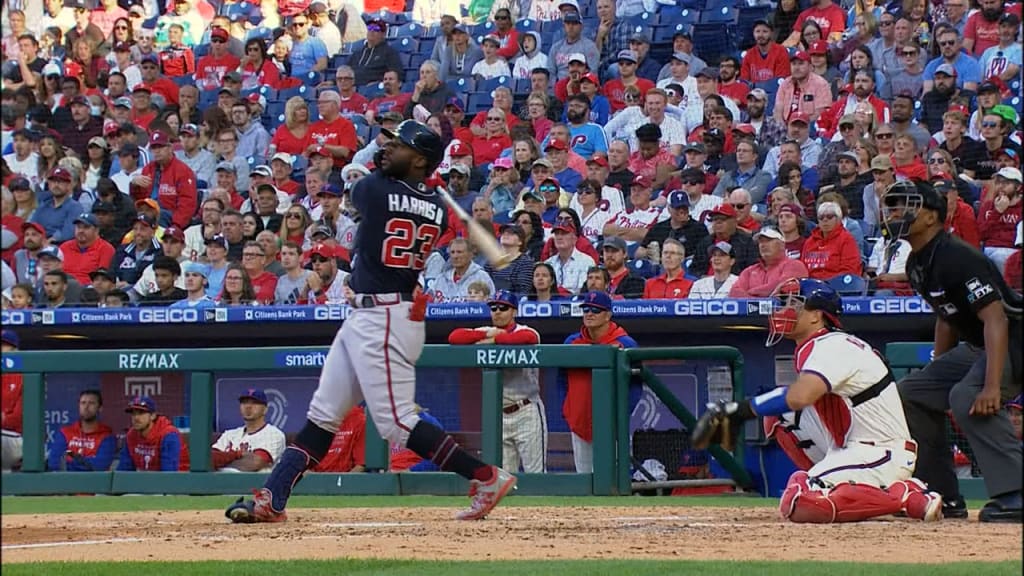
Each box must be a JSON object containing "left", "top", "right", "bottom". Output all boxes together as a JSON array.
[{"left": 435, "top": 185, "right": 513, "bottom": 270}]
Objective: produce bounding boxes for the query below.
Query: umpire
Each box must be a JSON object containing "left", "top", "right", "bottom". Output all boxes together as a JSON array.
[{"left": 882, "top": 180, "right": 1022, "bottom": 522}]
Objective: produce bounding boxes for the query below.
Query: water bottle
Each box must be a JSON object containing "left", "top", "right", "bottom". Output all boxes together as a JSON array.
[
  {"left": 706, "top": 365, "right": 733, "bottom": 404},
  {"left": 917, "top": 23, "right": 930, "bottom": 47}
]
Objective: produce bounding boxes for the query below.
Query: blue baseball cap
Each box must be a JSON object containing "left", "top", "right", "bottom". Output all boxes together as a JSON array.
[
  {"left": 74, "top": 212, "right": 99, "bottom": 227},
  {"left": 488, "top": 290, "right": 519, "bottom": 308},
  {"left": 580, "top": 291, "right": 612, "bottom": 311},
  {"left": 38, "top": 245, "right": 64, "bottom": 261},
  {"left": 668, "top": 190, "right": 690, "bottom": 209},
  {"left": 318, "top": 183, "right": 344, "bottom": 197},
  {"left": 239, "top": 388, "right": 268, "bottom": 405},
  {"left": 125, "top": 395, "right": 156, "bottom": 413},
  {"left": 182, "top": 261, "right": 210, "bottom": 278},
  {"left": 1, "top": 329, "right": 19, "bottom": 349}
]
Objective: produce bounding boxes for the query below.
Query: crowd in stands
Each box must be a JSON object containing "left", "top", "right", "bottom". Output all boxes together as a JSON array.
[{"left": 1, "top": 0, "right": 1022, "bottom": 311}]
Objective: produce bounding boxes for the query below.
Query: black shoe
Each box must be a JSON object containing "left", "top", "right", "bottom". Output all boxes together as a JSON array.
[
  {"left": 979, "top": 497, "right": 1023, "bottom": 523},
  {"left": 942, "top": 496, "right": 969, "bottom": 519}
]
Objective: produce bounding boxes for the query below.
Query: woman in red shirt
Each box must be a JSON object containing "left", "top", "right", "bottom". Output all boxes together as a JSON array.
[
  {"left": 801, "top": 200, "right": 863, "bottom": 280},
  {"left": 471, "top": 108, "right": 513, "bottom": 167},
  {"left": 239, "top": 38, "right": 282, "bottom": 92},
  {"left": 269, "top": 96, "right": 311, "bottom": 157},
  {"left": 69, "top": 38, "right": 109, "bottom": 89}
]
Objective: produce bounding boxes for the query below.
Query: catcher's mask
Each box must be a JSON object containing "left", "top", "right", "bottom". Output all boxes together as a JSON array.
[
  {"left": 767, "top": 278, "right": 843, "bottom": 347},
  {"left": 881, "top": 180, "right": 946, "bottom": 240}
]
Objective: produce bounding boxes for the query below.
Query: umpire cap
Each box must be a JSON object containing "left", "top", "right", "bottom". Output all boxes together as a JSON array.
[{"left": 382, "top": 120, "right": 445, "bottom": 173}]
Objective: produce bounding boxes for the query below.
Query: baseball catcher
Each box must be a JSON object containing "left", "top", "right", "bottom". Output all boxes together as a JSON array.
[{"left": 692, "top": 278, "right": 943, "bottom": 523}]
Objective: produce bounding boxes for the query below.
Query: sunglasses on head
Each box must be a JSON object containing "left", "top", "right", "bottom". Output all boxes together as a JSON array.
[
  {"left": 581, "top": 305, "right": 605, "bottom": 314},
  {"left": 489, "top": 304, "right": 512, "bottom": 312}
]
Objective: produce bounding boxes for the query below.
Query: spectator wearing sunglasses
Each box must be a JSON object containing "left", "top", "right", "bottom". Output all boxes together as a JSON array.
[
  {"left": 195, "top": 27, "right": 241, "bottom": 92},
  {"left": 287, "top": 14, "right": 329, "bottom": 79},
  {"left": 348, "top": 19, "right": 402, "bottom": 86},
  {"left": 976, "top": 108, "right": 1023, "bottom": 182},
  {"left": 923, "top": 29, "right": 981, "bottom": 94},
  {"left": 449, "top": 289, "right": 547, "bottom": 473},
  {"left": 560, "top": 290, "right": 637, "bottom": 473}
]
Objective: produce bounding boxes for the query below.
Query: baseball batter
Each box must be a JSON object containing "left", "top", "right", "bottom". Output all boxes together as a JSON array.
[
  {"left": 227, "top": 121, "right": 517, "bottom": 523},
  {"left": 448, "top": 290, "right": 547, "bottom": 473},
  {"left": 693, "top": 278, "right": 943, "bottom": 523}
]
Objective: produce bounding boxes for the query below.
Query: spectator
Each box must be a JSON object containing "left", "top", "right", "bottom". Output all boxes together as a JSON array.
[
  {"left": 471, "top": 108, "right": 512, "bottom": 168},
  {"left": 117, "top": 396, "right": 188, "bottom": 471},
  {"left": 713, "top": 141, "right": 772, "bottom": 203},
  {"left": 964, "top": 0, "right": 1021, "bottom": 57},
  {"left": 307, "top": 1, "right": 341, "bottom": 55},
  {"left": 599, "top": 236, "right": 645, "bottom": 299},
  {"left": 211, "top": 133, "right": 251, "bottom": 197},
  {"left": 773, "top": 51, "right": 833, "bottom": 124},
  {"left": 881, "top": 44, "right": 926, "bottom": 102},
  {"left": 689, "top": 205, "right": 759, "bottom": 277},
  {"left": 924, "top": 29, "right": 982, "bottom": 94},
  {"left": 603, "top": 174, "right": 662, "bottom": 253},
  {"left": 12, "top": 222, "right": 45, "bottom": 286},
  {"left": 744, "top": 90, "right": 788, "bottom": 153},
  {"left": 63, "top": 95, "right": 103, "bottom": 160},
  {"left": 203, "top": 233, "right": 232, "bottom": 296},
  {"left": 0, "top": 329, "right": 22, "bottom": 471},
  {"left": 110, "top": 143, "right": 142, "bottom": 195},
  {"left": 86, "top": 268, "right": 117, "bottom": 303},
  {"left": 544, "top": 219, "right": 594, "bottom": 295},
  {"left": 39, "top": 270, "right": 71, "bottom": 308},
  {"left": 4, "top": 129, "right": 39, "bottom": 181},
  {"left": 473, "top": 35, "right": 511, "bottom": 80},
  {"left": 211, "top": 388, "right": 286, "bottom": 473},
  {"left": 548, "top": 12, "right": 599, "bottom": 81},
  {"left": 219, "top": 263, "right": 256, "bottom": 306},
  {"left": 727, "top": 188, "right": 760, "bottom": 233},
  {"left": 272, "top": 241, "right": 315, "bottom": 305},
  {"left": 449, "top": 290, "right": 547, "bottom": 472},
  {"left": 771, "top": 202, "right": 808, "bottom": 259},
  {"left": 365, "top": 70, "right": 411, "bottom": 125},
  {"left": 763, "top": 117, "right": 823, "bottom": 179},
  {"left": 240, "top": 38, "right": 282, "bottom": 93},
  {"left": 286, "top": 13, "right": 327, "bottom": 80},
  {"left": 129, "top": 131, "right": 197, "bottom": 229},
  {"left": 307, "top": 243, "right": 349, "bottom": 304},
  {"left": 605, "top": 50, "right": 655, "bottom": 114},
  {"left": 831, "top": 151, "right": 871, "bottom": 221},
  {"left": 866, "top": 233, "right": 913, "bottom": 296},
  {"left": 171, "top": 261, "right": 216, "bottom": 309},
  {"left": 818, "top": 114, "right": 864, "bottom": 185},
  {"left": 31, "top": 167, "right": 83, "bottom": 245},
  {"left": 801, "top": 200, "right": 863, "bottom": 280},
  {"left": 978, "top": 14, "right": 1021, "bottom": 83},
  {"left": 438, "top": 24, "right": 481, "bottom": 82},
  {"left": 1005, "top": 222, "right": 1022, "bottom": 292},
  {"left": 730, "top": 227, "right": 810, "bottom": 298},
  {"left": 674, "top": 167, "right": 724, "bottom": 233},
  {"left": 560, "top": 291, "right": 636, "bottom": 473},
  {"left": 429, "top": 237, "right": 494, "bottom": 302},
  {"left": 937, "top": 177, "right": 981, "bottom": 248},
  {"left": 232, "top": 100, "right": 270, "bottom": 164},
  {"left": 642, "top": 189, "right": 709, "bottom": 259},
  {"left": 47, "top": 389, "right": 116, "bottom": 472},
  {"left": 59, "top": 212, "right": 115, "bottom": 285},
  {"left": 30, "top": 246, "right": 83, "bottom": 305},
  {"left": 307, "top": 91, "right": 358, "bottom": 169},
  {"left": 689, "top": 241, "right": 739, "bottom": 299},
  {"left": 565, "top": 92, "right": 608, "bottom": 157},
  {"left": 938, "top": 110, "right": 985, "bottom": 181},
  {"left": 976, "top": 109, "right": 1022, "bottom": 183},
  {"left": 137, "top": 256, "right": 185, "bottom": 305},
  {"left": 978, "top": 167, "right": 1023, "bottom": 273},
  {"left": 349, "top": 19, "right": 401, "bottom": 85},
  {"left": 487, "top": 223, "right": 534, "bottom": 294},
  {"left": 537, "top": 139, "right": 581, "bottom": 194},
  {"left": 104, "top": 288, "right": 129, "bottom": 307},
  {"left": 132, "top": 225, "right": 187, "bottom": 299},
  {"left": 523, "top": 261, "right": 568, "bottom": 301},
  {"left": 642, "top": 238, "right": 691, "bottom": 299},
  {"left": 112, "top": 213, "right": 161, "bottom": 291}
]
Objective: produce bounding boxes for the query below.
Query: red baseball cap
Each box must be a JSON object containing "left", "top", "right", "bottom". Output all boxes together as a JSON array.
[
  {"left": 162, "top": 225, "right": 185, "bottom": 242},
  {"left": 580, "top": 72, "right": 599, "bottom": 84},
  {"left": 631, "top": 173, "right": 653, "bottom": 188},
  {"left": 808, "top": 40, "right": 828, "bottom": 55},
  {"left": 733, "top": 123, "right": 756, "bottom": 135},
  {"left": 450, "top": 141, "right": 471, "bottom": 157},
  {"left": 149, "top": 130, "right": 171, "bottom": 147},
  {"left": 586, "top": 154, "right": 608, "bottom": 167},
  {"left": 544, "top": 139, "right": 568, "bottom": 152},
  {"left": 788, "top": 111, "right": 810, "bottom": 125},
  {"left": 790, "top": 50, "right": 810, "bottom": 62},
  {"left": 133, "top": 83, "right": 152, "bottom": 94},
  {"left": 309, "top": 243, "right": 337, "bottom": 259},
  {"left": 48, "top": 167, "right": 73, "bottom": 182},
  {"left": 211, "top": 27, "right": 230, "bottom": 41},
  {"left": 709, "top": 203, "right": 737, "bottom": 218},
  {"left": 553, "top": 220, "right": 577, "bottom": 234},
  {"left": 22, "top": 221, "right": 46, "bottom": 236}
]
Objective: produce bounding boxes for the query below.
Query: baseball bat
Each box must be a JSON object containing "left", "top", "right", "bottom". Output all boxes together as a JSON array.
[{"left": 435, "top": 185, "right": 513, "bottom": 270}]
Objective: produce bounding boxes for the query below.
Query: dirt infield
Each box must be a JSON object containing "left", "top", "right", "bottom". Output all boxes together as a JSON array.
[{"left": 2, "top": 505, "right": 1021, "bottom": 564}]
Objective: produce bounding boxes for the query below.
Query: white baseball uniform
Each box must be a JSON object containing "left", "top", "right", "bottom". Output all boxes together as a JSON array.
[
  {"left": 607, "top": 206, "right": 662, "bottom": 246},
  {"left": 213, "top": 424, "right": 287, "bottom": 472}
]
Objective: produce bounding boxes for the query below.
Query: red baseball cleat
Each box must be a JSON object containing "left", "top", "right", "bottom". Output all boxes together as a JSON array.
[
  {"left": 455, "top": 466, "right": 517, "bottom": 521},
  {"left": 225, "top": 488, "right": 288, "bottom": 523}
]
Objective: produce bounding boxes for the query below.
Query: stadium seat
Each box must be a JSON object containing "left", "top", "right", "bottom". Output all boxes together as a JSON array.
[
  {"left": 401, "top": 79, "right": 417, "bottom": 93},
  {"left": 447, "top": 77, "right": 476, "bottom": 93},
  {"left": 358, "top": 82, "right": 386, "bottom": 99},
  {"left": 513, "top": 78, "right": 532, "bottom": 95},
  {"left": 399, "top": 52, "right": 413, "bottom": 67},
  {"left": 691, "top": 23, "right": 736, "bottom": 65},
  {"left": 246, "top": 26, "right": 274, "bottom": 42},
  {"left": 515, "top": 19, "right": 540, "bottom": 34},
  {"left": 627, "top": 12, "right": 659, "bottom": 28},
  {"left": 423, "top": 24, "right": 441, "bottom": 38},
  {"left": 676, "top": 0, "right": 703, "bottom": 8},
  {"left": 259, "top": 86, "right": 279, "bottom": 101},
  {"left": 394, "top": 37, "right": 419, "bottom": 53},
  {"left": 419, "top": 38, "right": 436, "bottom": 56},
  {"left": 479, "top": 75, "right": 512, "bottom": 93},
  {"left": 365, "top": 10, "right": 408, "bottom": 25},
  {"left": 471, "top": 22, "right": 496, "bottom": 36},
  {"left": 700, "top": 5, "right": 738, "bottom": 24},
  {"left": 199, "top": 90, "right": 218, "bottom": 109},
  {"left": 194, "top": 43, "right": 210, "bottom": 58},
  {"left": 736, "top": 5, "right": 772, "bottom": 49},
  {"left": 278, "top": 85, "right": 310, "bottom": 101},
  {"left": 660, "top": 8, "right": 700, "bottom": 30},
  {"left": 171, "top": 75, "right": 192, "bottom": 87},
  {"left": 705, "top": 0, "right": 738, "bottom": 7},
  {"left": 754, "top": 79, "right": 782, "bottom": 111},
  {"left": 390, "top": 21, "right": 424, "bottom": 39},
  {"left": 466, "top": 92, "right": 492, "bottom": 114},
  {"left": 827, "top": 274, "right": 867, "bottom": 296}
]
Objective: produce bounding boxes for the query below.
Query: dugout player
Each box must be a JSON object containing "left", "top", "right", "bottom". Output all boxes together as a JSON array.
[
  {"left": 227, "top": 121, "right": 517, "bottom": 523},
  {"left": 1, "top": 330, "right": 23, "bottom": 472},
  {"left": 211, "top": 389, "right": 286, "bottom": 473},
  {"left": 47, "top": 390, "right": 116, "bottom": 471},
  {"left": 448, "top": 290, "right": 548, "bottom": 473},
  {"left": 882, "top": 180, "right": 1023, "bottom": 522},
  {"left": 117, "top": 396, "right": 190, "bottom": 472},
  {"left": 693, "top": 278, "right": 944, "bottom": 523}
]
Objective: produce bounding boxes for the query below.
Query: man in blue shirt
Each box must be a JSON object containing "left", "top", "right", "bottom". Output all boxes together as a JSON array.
[
  {"left": 170, "top": 261, "right": 216, "bottom": 309},
  {"left": 923, "top": 28, "right": 982, "bottom": 93},
  {"left": 567, "top": 95, "right": 609, "bottom": 159},
  {"left": 30, "top": 167, "right": 83, "bottom": 245},
  {"left": 287, "top": 14, "right": 328, "bottom": 79}
]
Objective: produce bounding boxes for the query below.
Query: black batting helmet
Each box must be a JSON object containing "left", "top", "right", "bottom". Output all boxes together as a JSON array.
[{"left": 382, "top": 120, "right": 445, "bottom": 173}]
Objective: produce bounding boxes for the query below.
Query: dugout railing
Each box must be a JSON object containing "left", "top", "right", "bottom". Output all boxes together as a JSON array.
[{"left": 3, "top": 345, "right": 754, "bottom": 497}]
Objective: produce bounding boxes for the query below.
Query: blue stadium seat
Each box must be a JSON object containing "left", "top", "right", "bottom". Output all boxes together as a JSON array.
[
  {"left": 171, "top": 75, "right": 192, "bottom": 87},
  {"left": 401, "top": 79, "right": 417, "bottom": 93},
  {"left": 705, "top": 0, "right": 738, "bottom": 7},
  {"left": 194, "top": 43, "right": 210, "bottom": 58},
  {"left": 418, "top": 38, "right": 436, "bottom": 56},
  {"left": 199, "top": 90, "right": 218, "bottom": 109},
  {"left": 660, "top": 8, "right": 700, "bottom": 30},
  {"left": 691, "top": 23, "right": 735, "bottom": 65},
  {"left": 246, "top": 26, "right": 274, "bottom": 42},
  {"left": 754, "top": 78, "right": 782, "bottom": 111},
  {"left": 393, "top": 37, "right": 419, "bottom": 53},
  {"left": 358, "top": 82, "right": 385, "bottom": 99},
  {"left": 627, "top": 11, "right": 659, "bottom": 28},
  {"left": 408, "top": 53, "right": 429, "bottom": 72},
  {"left": 331, "top": 54, "right": 348, "bottom": 68},
  {"left": 422, "top": 24, "right": 441, "bottom": 38},
  {"left": 471, "top": 22, "right": 496, "bottom": 37},
  {"left": 277, "top": 85, "right": 309, "bottom": 101},
  {"left": 515, "top": 19, "right": 540, "bottom": 34},
  {"left": 259, "top": 86, "right": 279, "bottom": 101},
  {"left": 700, "top": 5, "right": 738, "bottom": 24},
  {"left": 466, "top": 92, "right": 492, "bottom": 114},
  {"left": 478, "top": 75, "right": 512, "bottom": 93},
  {"left": 369, "top": 125, "right": 383, "bottom": 143},
  {"left": 301, "top": 72, "right": 322, "bottom": 87},
  {"left": 341, "top": 40, "right": 364, "bottom": 56},
  {"left": 399, "top": 52, "right": 413, "bottom": 67},
  {"left": 364, "top": 10, "right": 408, "bottom": 25},
  {"left": 447, "top": 77, "right": 476, "bottom": 93},
  {"left": 390, "top": 21, "right": 424, "bottom": 39},
  {"left": 827, "top": 274, "right": 867, "bottom": 296},
  {"left": 676, "top": 0, "right": 703, "bottom": 8},
  {"left": 513, "top": 78, "right": 532, "bottom": 95}
]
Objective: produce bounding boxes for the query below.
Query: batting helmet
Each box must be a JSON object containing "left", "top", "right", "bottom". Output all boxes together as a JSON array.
[
  {"left": 383, "top": 120, "right": 445, "bottom": 174},
  {"left": 767, "top": 278, "right": 843, "bottom": 346}
]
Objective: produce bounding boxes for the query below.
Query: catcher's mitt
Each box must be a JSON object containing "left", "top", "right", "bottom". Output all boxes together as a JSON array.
[{"left": 691, "top": 401, "right": 743, "bottom": 450}]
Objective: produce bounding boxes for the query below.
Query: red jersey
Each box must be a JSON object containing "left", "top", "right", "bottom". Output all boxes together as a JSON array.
[
  {"left": 148, "top": 77, "right": 180, "bottom": 107},
  {"left": 1005, "top": 249, "right": 1022, "bottom": 292},
  {"left": 249, "top": 271, "right": 279, "bottom": 304},
  {"left": 120, "top": 415, "right": 189, "bottom": 471},
  {"left": 308, "top": 116, "right": 359, "bottom": 168},
  {"left": 965, "top": 5, "right": 1022, "bottom": 56},
  {"left": 368, "top": 93, "right": 412, "bottom": 117},
  {"left": 129, "top": 156, "right": 198, "bottom": 228},
  {"left": 470, "top": 110, "right": 519, "bottom": 134},
  {"left": 946, "top": 199, "right": 981, "bottom": 248},
  {"left": 159, "top": 45, "right": 196, "bottom": 78},
  {"left": 740, "top": 43, "right": 792, "bottom": 83},
  {"left": 471, "top": 134, "right": 511, "bottom": 167},
  {"left": 59, "top": 238, "right": 116, "bottom": 285},
  {"left": 555, "top": 76, "right": 583, "bottom": 103},
  {"left": 315, "top": 406, "right": 365, "bottom": 472},
  {"left": 270, "top": 125, "right": 310, "bottom": 157},
  {"left": 801, "top": 225, "right": 863, "bottom": 280},
  {"left": 604, "top": 78, "right": 655, "bottom": 113},
  {"left": 562, "top": 323, "right": 637, "bottom": 441},
  {"left": 977, "top": 199, "right": 1022, "bottom": 248},
  {"left": 195, "top": 53, "right": 242, "bottom": 92},
  {"left": 642, "top": 272, "right": 693, "bottom": 299},
  {"left": 794, "top": 3, "right": 846, "bottom": 39},
  {"left": 241, "top": 60, "right": 282, "bottom": 91},
  {"left": 1, "top": 371, "right": 22, "bottom": 434},
  {"left": 718, "top": 80, "right": 750, "bottom": 109},
  {"left": 132, "top": 109, "right": 157, "bottom": 131},
  {"left": 494, "top": 28, "right": 520, "bottom": 60},
  {"left": 338, "top": 92, "right": 369, "bottom": 115}
]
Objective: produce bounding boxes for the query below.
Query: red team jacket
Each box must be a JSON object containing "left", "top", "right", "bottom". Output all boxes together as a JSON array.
[
  {"left": 561, "top": 323, "right": 637, "bottom": 442},
  {"left": 448, "top": 323, "right": 541, "bottom": 346},
  {"left": 801, "top": 225, "right": 863, "bottom": 280},
  {"left": 946, "top": 198, "right": 982, "bottom": 248},
  {"left": 129, "top": 156, "right": 198, "bottom": 229},
  {"left": 48, "top": 421, "right": 117, "bottom": 471},
  {"left": 977, "top": 200, "right": 1022, "bottom": 249},
  {"left": 118, "top": 415, "right": 189, "bottom": 471},
  {"left": 314, "top": 406, "right": 430, "bottom": 472},
  {"left": 1, "top": 371, "right": 22, "bottom": 434}
]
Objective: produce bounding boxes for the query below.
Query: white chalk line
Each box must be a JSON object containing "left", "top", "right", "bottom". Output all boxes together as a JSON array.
[
  {"left": 2, "top": 537, "right": 144, "bottom": 550},
  {"left": 321, "top": 522, "right": 423, "bottom": 528}
]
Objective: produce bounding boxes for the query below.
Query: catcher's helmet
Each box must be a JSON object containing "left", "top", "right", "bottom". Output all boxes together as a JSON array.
[
  {"left": 382, "top": 120, "right": 445, "bottom": 173},
  {"left": 767, "top": 278, "right": 843, "bottom": 346}
]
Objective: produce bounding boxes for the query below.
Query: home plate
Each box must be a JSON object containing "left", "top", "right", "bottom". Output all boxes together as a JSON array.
[{"left": 321, "top": 522, "right": 422, "bottom": 528}]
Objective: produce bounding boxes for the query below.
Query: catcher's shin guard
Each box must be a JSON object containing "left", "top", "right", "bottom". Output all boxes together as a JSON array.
[
  {"left": 888, "top": 479, "right": 943, "bottom": 521},
  {"left": 781, "top": 472, "right": 905, "bottom": 523}
]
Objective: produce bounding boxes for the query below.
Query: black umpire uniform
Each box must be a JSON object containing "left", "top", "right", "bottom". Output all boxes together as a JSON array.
[{"left": 887, "top": 181, "right": 1023, "bottom": 522}]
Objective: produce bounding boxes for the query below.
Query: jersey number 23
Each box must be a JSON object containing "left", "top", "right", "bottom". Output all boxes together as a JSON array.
[{"left": 382, "top": 218, "right": 441, "bottom": 271}]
